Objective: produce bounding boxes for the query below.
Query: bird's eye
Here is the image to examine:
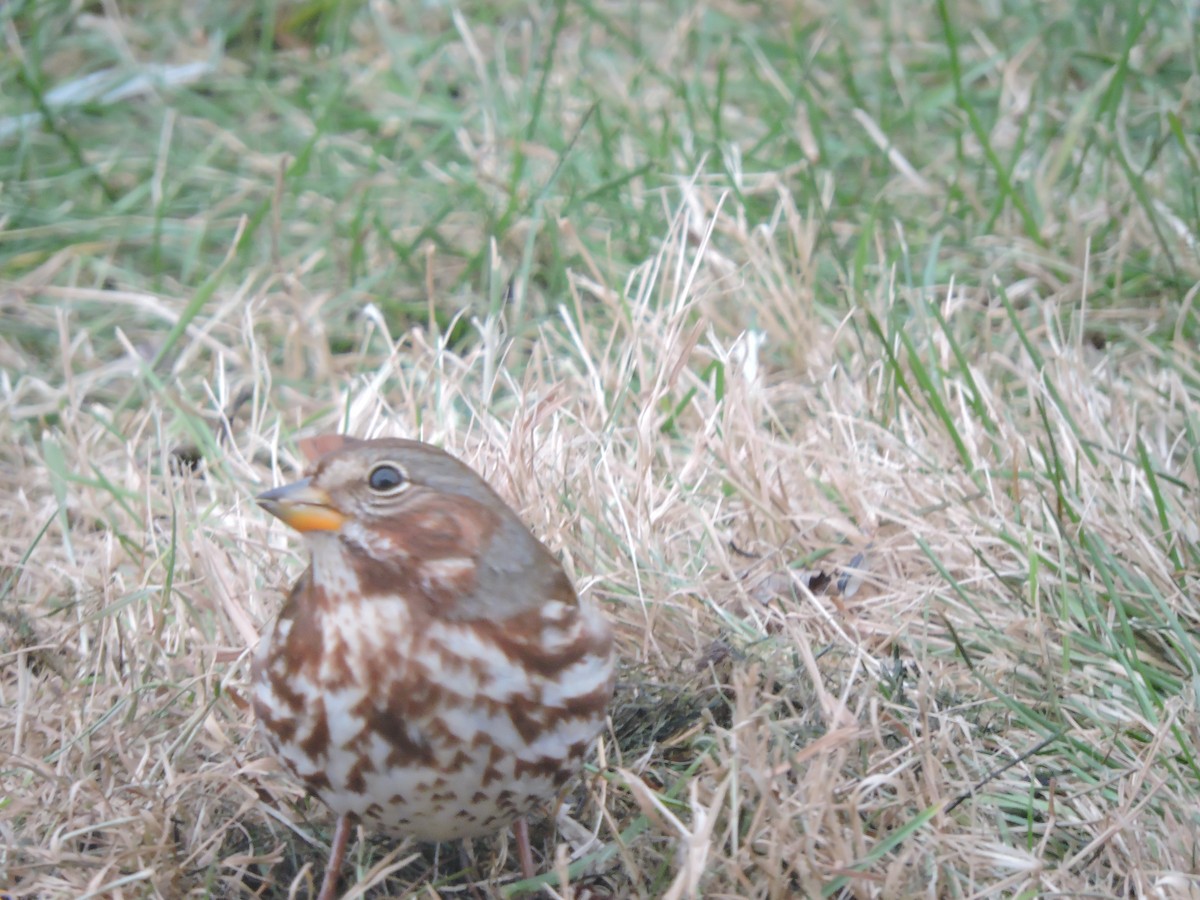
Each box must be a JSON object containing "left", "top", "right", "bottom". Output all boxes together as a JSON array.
[{"left": 367, "top": 463, "right": 407, "bottom": 493}]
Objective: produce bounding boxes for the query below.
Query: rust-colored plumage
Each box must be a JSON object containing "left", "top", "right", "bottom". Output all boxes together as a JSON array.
[{"left": 251, "top": 435, "right": 614, "bottom": 899}]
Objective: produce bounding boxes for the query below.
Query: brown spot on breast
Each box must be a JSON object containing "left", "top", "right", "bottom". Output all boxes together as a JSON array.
[
  {"left": 445, "top": 749, "right": 472, "bottom": 773},
  {"left": 473, "top": 590, "right": 614, "bottom": 680},
  {"left": 507, "top": 699, "right": 548, "bottom": 743},
  {"left": 299, "top": 700, "right": 331, "bottom": 759},
  {"left": 481, "top": 765, "right": 504, "bottom": 787},
  {"left": 513, "top": 755, "right": 570, "bottom": 783},
  {"left": 277, "top": 569, "right": 323, "bottom": 670},
  {"left": 377, "top": 717, "right": 435, "bottom": 769},
  {"left": 255, "top": 708, "right": 299, "bottom": 745},
  {"left": 304, "top": 770, "right": 332, "bottom": 793},
  {"left": 263, "top": 658, "right": 307, "bottom": 714},
  {"left": 343, "top": 543, "right": 431, "bottom": 608},
  {"left": 344, "top": 754, "right": 376, "bottom": 794},
  {"left": 366, "top": 681, "right": 439, "bottom": 769},
  {"left": 562, "top": 679, "right": 617, "bottom": 720}
]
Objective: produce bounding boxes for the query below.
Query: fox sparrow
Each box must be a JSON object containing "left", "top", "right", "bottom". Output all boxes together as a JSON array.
[{"left": 251, "top": 435, "right": 615, "bottom": 899}]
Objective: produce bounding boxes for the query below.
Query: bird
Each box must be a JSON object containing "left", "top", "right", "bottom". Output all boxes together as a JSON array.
[{"left": 251, "top": 434, "right": 615, "bottom": 900}]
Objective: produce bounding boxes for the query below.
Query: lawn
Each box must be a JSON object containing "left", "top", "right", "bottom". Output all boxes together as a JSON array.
[{"left": 2, "top": 1, "right": 1199, "bottom": 897}]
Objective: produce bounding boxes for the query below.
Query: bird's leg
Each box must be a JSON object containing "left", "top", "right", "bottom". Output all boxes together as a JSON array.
[
  {"left": 513, "top": 817, "right": 536, "bottom": 880},
  {"left": 316, "top": 814, "right": 352, "bottom": 900}
]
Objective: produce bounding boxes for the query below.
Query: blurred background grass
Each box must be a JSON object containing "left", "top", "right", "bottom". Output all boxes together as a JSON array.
[{"left": 7, "top": 0, "right": 1196, "bottom": 374}]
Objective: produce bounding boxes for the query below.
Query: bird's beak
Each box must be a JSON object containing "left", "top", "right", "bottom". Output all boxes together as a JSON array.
[{"left": 256, "top": 478, "right": 347, "bottom": 532}]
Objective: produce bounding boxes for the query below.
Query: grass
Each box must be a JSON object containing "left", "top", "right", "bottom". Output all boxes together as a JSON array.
[{"left": 2, "top": 0, "right": 1199, "bottom": 897}]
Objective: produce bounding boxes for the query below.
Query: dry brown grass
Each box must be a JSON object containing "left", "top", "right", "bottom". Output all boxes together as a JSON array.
[{"left": 6, "top": 178, "right": 1199, "bottom": 897}]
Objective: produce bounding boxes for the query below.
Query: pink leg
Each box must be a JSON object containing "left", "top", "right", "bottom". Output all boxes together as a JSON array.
[
  {"left": 317, "top": 815, "right": 352, "bottom": 900},
  {"left": 513, "top": 817, "right": 536, "bottom": 880}
]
